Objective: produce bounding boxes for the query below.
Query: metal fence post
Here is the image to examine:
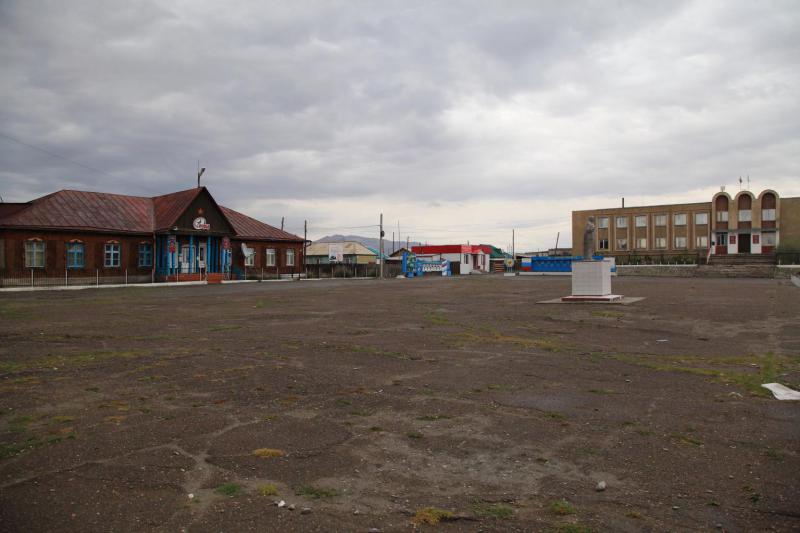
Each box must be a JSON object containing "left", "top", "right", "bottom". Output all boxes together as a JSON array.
[
  {"left": 125, "top": 269, "right": 128, "bottom": 285},
  {"left": 65, "top": 269, "right": 68, "bottom": 286},
  {"left": 31, "top": 268, "right": 34, "bottom": 287},
  {"left": 96, "top": 269, "right": 99, "bottom": 286}
]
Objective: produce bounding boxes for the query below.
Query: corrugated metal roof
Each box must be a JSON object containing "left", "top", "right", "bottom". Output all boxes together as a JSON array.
[
  {"left": 0, "top": 188, "right": 304, "bottom": 242},
  {"left": 0, "top": 189, "right": 153, "bottom": 233},
  {"left": 220, "top": 206, "right": 303, "bottom": 241}
]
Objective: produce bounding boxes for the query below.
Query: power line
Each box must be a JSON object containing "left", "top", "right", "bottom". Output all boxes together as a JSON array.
[{"left": 0, "top": 131, "right": 118, "bottom": 179}]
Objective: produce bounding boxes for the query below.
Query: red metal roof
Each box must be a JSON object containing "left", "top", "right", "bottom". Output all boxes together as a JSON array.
[
  {"left": 152, "top": 188, "right": 202, "bottom": 230},
  {"left": 220, "top": 206, "right": 303, "bottom": 241},
  {"left": 0, "top": 188, "right": 304, "bottom": 241},
  {"left": 0, "top": 190, "right": 153, "bottom": 233}
]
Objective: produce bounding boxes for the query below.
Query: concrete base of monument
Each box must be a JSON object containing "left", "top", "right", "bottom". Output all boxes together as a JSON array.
[
  {"left": 538, "top": 296, "right": 645, "bottom": 305},
  {"left": 561, "top": 294, "right": 624, "bottom": 302}
]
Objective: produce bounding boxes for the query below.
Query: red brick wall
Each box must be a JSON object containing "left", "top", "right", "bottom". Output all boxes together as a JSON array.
[
  {"left": 0, "top": 229, "right": 154, "bottom": 274},
  {"left": 231, "top": 239, "right": 304, "bottom": 274}
]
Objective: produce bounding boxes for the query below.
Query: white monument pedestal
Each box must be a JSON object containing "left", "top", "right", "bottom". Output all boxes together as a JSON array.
[{"left": 562, "top": 260, "right": 623, "bottom": 302}]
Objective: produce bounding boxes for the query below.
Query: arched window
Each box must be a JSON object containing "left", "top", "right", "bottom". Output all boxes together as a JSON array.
[
  {"left": 761, "top": 193, "right": 776, "bottom": 222},
  {"left": 738, "top": 195, "right": 752, "bottom": 223},
  {"left": 715, "top": 196, "right": 729, "bottom": 222}
]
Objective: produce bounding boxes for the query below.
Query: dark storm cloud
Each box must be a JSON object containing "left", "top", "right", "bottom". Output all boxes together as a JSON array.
[{"left": 1, "top": 0, "right": 798, "bottom": 218}]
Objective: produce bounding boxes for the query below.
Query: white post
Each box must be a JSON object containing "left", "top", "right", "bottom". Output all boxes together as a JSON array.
[
  {"left": 96, "top": 269, "right": 99, "bottom": 286},
  {"left": 31, "top": 268, "right": 34, "bottom": 287},
  {"left": 65, "top": 269, "right": 68, "bottom": 286},
  {"left": 125, "top": 269, "right": 128, "bottom": 285}
]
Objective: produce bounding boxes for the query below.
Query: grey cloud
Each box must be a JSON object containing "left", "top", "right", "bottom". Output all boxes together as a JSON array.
[{"left": 1, "top": 0, "right": 798, "bottom": 222}]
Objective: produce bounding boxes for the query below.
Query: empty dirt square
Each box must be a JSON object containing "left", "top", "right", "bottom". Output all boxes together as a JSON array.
[{"left": 0, "top": 275, "right": 798, "bottom": 532}]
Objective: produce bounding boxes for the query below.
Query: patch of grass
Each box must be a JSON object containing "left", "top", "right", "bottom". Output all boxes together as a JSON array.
[
  {"left": 209, "top": 325, "right": 243, "bottom": 332},
  {"left": 591, "top": 311, "right": 624, "bottom": 319},
  {"left": 424, "top": 311, "right": 451, "bottom": 326},
  {"left": 411, "top": 507, "right": 455, "bottom": 526},
  {"left": 764, "top": 448, "right": 784, "bottom": 462},
  {"left": 252, "top": 448, "right": 286, "bottom": 458},
  {"left": 417, "top": 414, "right": 451, "bottom": 421},
  {"left": 258, "top": 484, "right": 279, "bottom": 496},
  {"left": 407, "top": 431, "right": 423, "bottom": 439},
  {"left": 349, "top": 409, "right": 372, "bottom": 417},
  {"left": 104, "top": 415, "right": 126, "bottom": 424},
  {"left": 369, "top": 426, "right": 383, "bottom": 432},
  {"left": 549, "top": 499, "right": 576, "bottom": 516},
  {"left": 588, "top": 388, "right": 621, "bottom": 395},
  {"left": 51, "top": 415, "right": 75, "bottom": 423},
  {"left": 214, "top": 483, "right": 241, "bottom": 497},
  {"left": 544, "top": 411, "right": 566, "bottom": 420},
  {"left": 553, "top": 524, "right": 593, "bottom": 533},
  {"left": 608, "top": 351, "right": 795, "bottom": 397},
  {"left": 625, "top": 511, "right": 643, "bottom": 519},
  {"left": 85, "top": 387, "right": 100, "bottom": 392},
  {"left": 295, "top": 485, "right": 338, "bottom": 499},
  {"left": 335, "top": 398, "right": 352, "bottom": 406},
  {"left": 472, "top": 502, "right": 513, "bottom": 519},
  {"left": 671, "top": 434, "right": 703, "bottom": 447}
]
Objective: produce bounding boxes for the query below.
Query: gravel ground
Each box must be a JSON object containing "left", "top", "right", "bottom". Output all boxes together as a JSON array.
[{"left": 0, "top": 275, "right": 798, "bottom": 532}]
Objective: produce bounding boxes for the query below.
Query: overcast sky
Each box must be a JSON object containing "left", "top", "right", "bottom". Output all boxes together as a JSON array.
[{"left": 1, "top": 1, "right": 798, "bottom": 250}]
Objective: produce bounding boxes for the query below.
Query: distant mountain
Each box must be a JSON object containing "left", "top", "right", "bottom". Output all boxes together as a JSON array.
[{"left": 315, "top": 234, "right": 421, "bottom": 254}]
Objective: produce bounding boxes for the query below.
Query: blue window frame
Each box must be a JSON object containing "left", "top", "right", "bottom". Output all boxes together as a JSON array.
[
  {"left": 67, "top": 242, "right": 84, "bottom": 268},
  {"left": 138, "top": 242, "right": 152, "bottom": 267}
]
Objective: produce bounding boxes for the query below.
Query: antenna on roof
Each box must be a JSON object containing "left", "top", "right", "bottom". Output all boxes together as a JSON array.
[{"left": 197, "top": 160, "right": 206, "bottom": 188}]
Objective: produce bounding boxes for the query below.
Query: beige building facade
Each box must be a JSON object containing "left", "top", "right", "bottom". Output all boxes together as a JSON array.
[{"left": 572, "top": 189, "right": 800, "bottom": 258}]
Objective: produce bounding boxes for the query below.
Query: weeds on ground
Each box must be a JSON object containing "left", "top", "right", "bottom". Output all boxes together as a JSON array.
[
  {"left": 411, "top": 507, "right": 455, "bottom": 526},
  {"left": 214, "top": 483, "right": 241, "bottom": 496},
  {"left": 258, "top": 484, "right": 279, "bottom": 496},
  {"left": 550, "top": 499, "right": 576, "bottom": 515},
  {"left": 552, "top": 524, "right": 593, "bottom": 533},
  {"left": 407, "top": 431, "right": 423, "bottom": 439},
  {"left": 252, "top": 448, "right": 286, "bottom": 458},
  {"left": 417, "top": 414, "right": 451, "bottom": 421},
  {"left": 424, "top": 311, "right": 451, "bottom": 326},
  {"left": 471, "top": 501, "right": 513, "bottom": 519},
  {"left": 295, "top": 485, "right": 338, "bottom": 499}
]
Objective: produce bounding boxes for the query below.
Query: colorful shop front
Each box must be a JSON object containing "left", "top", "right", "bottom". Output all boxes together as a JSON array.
[{"left": 152, "top": 188, "right": 237, "bottom": 280}]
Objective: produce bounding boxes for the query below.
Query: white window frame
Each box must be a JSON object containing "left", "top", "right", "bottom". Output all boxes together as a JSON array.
[
  {"left": 762, "top": 209, "right": 776, "bottom": 222},
  {"left": 696, "top": 235, "right": 708, "bottom": 248},
  {"left": 654, "top": 215, "right": 667, "bottom": 227},
  {"left": 25, "top": 240, "right": 45, "bottom": 268},
  {"left": 104, "top": 242, "right": 121, "bottom": 268},
  {"left": 597, "top": 217, "right": 609, "bottom": 229},
  {"left": 674, "top": 213, "right": 687, "bottom": 226},
  {"left": 716, "top": 210, "right": 729, "bottom": 222},
  {"left": 674, "top": 236, "right": 687, "bottom": 249},
  {"left": 635, "top": 215, "right": 647, "bottom": 228},
  {"left": 616, "top": 238, "right": 628, "bottom": 250},
  {"left": 738, "top": 209, "right": 752, "bottom": 222},
  {"left": 636, "top": 238, "right": 647, "bottom": 249},
  {"left": 67, "top": 241, "right": 84, "bottom": 269},
  {"left": 245, "top": 248, "right": 255, "bottom": 267},
  {"left": 286, "top": 248, "right": 295, "bottom": 267},
  {"left": 266, "top": 248, "right": 276, "bottom": 266},
  {"left": 598, "top": 238, "right": 609, "bottom": 250},
  {"left": 616, "top": 216, "right": 627, "bottom": 229},
  {"left": 655, "top": 237, "right": 666, "bottom": 249},
  {"left": 694, "top": 213, "right": 708, "bottom": 225},
  {"left": 762, "top": 232, "right": 776, "bottom": 246}
]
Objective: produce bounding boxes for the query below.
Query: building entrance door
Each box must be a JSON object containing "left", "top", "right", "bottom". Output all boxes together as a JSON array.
[
  {"left": 738, "top": 234, "right": 751, "bottom": 254},
  {"left": 198, "top": 242, "right": 207, "bottom": 270},
  {"left": 715, "top": 232, "right": 728, "bottom": 255}
]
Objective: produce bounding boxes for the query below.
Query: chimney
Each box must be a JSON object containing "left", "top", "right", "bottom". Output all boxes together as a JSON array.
[{"left": 622, "top": 197, "right": 625, "bottom": 208}]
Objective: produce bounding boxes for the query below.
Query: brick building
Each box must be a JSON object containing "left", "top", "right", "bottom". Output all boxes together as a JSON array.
[
  {"left": 572, "top": 189, "right": 800, "bottom": 259},
  {"left": 0, "top": 187, "right": 305, "bottom": 281}
]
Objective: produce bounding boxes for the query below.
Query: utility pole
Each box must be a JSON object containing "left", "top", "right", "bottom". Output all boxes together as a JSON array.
[
  {"left": 303, "top": 220, "right": 308, "bottom": 278},
  {"left": 392, "top": 231, "right": 395, "bottom": 254},
  {"left": 512, "top": 229, "right": 515, "bottom": 272},
  {"left": 379, "top": 213, "right": 384, "bottom": 279}
]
